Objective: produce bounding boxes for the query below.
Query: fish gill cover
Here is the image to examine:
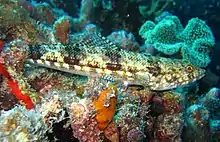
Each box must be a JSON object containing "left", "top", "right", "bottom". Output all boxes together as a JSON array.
[{"left": 0, "top": 0, "right": 220, "bottom": 142}]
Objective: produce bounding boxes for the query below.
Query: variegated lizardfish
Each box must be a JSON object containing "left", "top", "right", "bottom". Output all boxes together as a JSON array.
[{"left": 27, "top": 32, "right": 205, "bottom": 91}]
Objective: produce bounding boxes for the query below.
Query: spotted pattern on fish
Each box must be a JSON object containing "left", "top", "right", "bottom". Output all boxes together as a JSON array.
[{"left": 27, "top": 32, "right": 205, "bottom": 91}]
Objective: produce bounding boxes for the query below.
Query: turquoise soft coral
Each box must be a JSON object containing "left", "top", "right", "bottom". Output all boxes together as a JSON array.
[
  {"left": 182, "top": 18, "right": 215, "bottom": 46},
  {"left": 139, "top": 16, "right": 183, "bottom": 55},
  {"left": 139, "top": 15, "right": 215, "bottom": 68}
]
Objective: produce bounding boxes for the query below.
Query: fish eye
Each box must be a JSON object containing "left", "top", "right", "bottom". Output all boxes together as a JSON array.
[{"left": 186, "top": 65, "right": 193, "bottom": 73}]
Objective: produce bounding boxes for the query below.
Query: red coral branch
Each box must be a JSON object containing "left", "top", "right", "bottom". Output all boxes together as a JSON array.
[{"left": 0, "top": 63, "right": 34, "bottom": 109}]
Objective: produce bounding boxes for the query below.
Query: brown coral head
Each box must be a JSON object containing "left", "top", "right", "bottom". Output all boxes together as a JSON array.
[{"left": 54, "top": 17, "right": 71, "bottom": 44}]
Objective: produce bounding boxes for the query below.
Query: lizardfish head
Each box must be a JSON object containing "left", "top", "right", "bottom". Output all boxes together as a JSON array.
[{"left": 147, "top": 59, "right": 206, "bottom": 91}]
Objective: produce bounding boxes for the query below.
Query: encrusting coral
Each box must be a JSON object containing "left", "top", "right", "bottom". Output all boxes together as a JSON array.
[
  {"left": 1, "top": 39, "right": 42, "bottom": 109},
  {"left": 0, "top": 106, "right": 48, "bottom": 142},
  {"left": 181, "top": 87, "right": 220, "bottom": 141},
  {"left": 198, "top": 87, "right": 220, "bottom": 111},
  {"left": 54, "top": 16, "right": 72, "bottom": 44},
  {"left": 0, "top": 81, "right": 19, "bottom": 110}
]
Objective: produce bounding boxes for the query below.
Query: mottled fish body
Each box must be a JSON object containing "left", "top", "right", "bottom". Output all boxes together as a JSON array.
[{"left": 27, "top": 33, "right": 205, "bottom": 91}]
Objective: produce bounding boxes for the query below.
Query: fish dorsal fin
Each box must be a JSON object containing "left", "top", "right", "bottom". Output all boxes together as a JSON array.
[{"left": 70, "top": 32, "right": 119, "bottom": 50}]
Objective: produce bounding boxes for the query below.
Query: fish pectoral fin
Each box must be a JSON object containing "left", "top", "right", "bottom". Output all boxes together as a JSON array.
[{"left": 122, "top": 81, "right": 145, "bottom": 91}]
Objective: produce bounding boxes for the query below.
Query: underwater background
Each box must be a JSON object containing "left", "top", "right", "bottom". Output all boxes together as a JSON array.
[{"left": 0, "top": 0, "right": 220, "bottom": 141}]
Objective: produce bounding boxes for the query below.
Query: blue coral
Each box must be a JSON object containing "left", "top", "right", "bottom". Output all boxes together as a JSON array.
[
  {"left": 182, "top": 38, "right": 212, "bottom": 68},
  {"left": 182, "top": 87, "right": 220, "bottom": 141},
  {"left": 199, "top": 88, "right": 220, "bottom": 111},
  {"left": 139, "top": 15, "right": 215, "bottom": 67},
  {"left": 210, "top": 120, "right": 220, "bottom": 141},
  {"left": 139, "top": 16, "right": 183, "bottom": 55},
  {"left": 182, "top": 18, "right": 215, "bottom": 46},
  {"left": 186, "top": 104, "right": 210, "bottom": 131}
]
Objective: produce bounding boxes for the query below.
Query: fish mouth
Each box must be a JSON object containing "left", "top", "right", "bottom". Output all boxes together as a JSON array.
[
  {"left": 194, "top": 69, "right": 206, "bottom": 81},
  {"left": 198, "top": 73, "right": 205, "bottom": 80},
  {"left": 197, "top": 69, "right": 206, "bottom": 80}
]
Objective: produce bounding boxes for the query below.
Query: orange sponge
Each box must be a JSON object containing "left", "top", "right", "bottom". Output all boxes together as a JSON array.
[{"left": 93, "top": 86, "right": 117, "bottom": 130}]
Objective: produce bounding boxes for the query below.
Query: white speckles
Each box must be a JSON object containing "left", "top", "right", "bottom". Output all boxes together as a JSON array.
[
  {"left": 79, "top": 60, "right": 87, "bottom": 65},
  {"left": 184, "top": 81, "right": 189, "bottom": 85},
  {"left": 62, "top": 63, "right": 69, "bottom": 69},
  {"left": 82, "top": 66, "right": 91, "bottom": 72},
  {"left": 125, "top": 71, "right": 132, "bottom": 77},
  {"left": 165, "top": 74, "right": 172, "bottom": 81},
  {"left": 28, "top": 59, "right": 34, "bottom": 63},
  {"left": 116, "top": 70, "right": 125, "bottom": 76},
  {"left": 104, "top": 69, "right": 112, "bottom": 75},
  {"left": 136, "top": 72, "right": 149, "bottom": 80},
  {"left": 178, "top": 78, "right": 183, "bottom": 83},
  {"left": 96, "top": 68, "right": 104, "bottom": 73},
  {"left": 169, "top": 83, "right": 176, "bottom": 87},
  {"left": 57, "top": 56, "right": 64, "bottom": 63},
  {"left": 160, "top": 77, "right": 168, "bottom": 85},
  {"left": 183, "top": 75, "right": 189, "bottom": 81},
  {"left": 123, "top": 81, "right": 130, "bottom": 86},
  {"left": 40, "top": 55, "right": 46, "bottom": 60},
  {"left": 127, "top": 77, "right": 134, "bottom": 81},
  {"left": 175, "top": 74, "right": 180, "bottom": 78},
  {"left": 45, "top": 61, "right": 51, "bottom": 66},
  {"left": 150, "top": 83, "right": 160, "bottom": 90},
  {"left": 54, "top": 52, "right": 62, "bottom": 57},
  {"left": 74, "top": 65, "right": 82, "bottom": 70},
  {"left": 54, "top": 62, "right": 61, "bottom": 67},
  {"left": 109, "top": 42, "right": 113, "bottom": 45},
  {"left": 36, "top": 59, "right": 43, "bottom": 64}
]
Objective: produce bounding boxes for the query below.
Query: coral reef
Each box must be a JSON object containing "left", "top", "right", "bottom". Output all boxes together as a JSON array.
[
  {"left": 2, "top": 39, "right": 41, "bottom": 109},
  {"left": 168, "top": 0, "right": 220, "bottom": 41},
  {"left": 182, "top": 87, "right": 220, "bottom": 141},
  {"left": 72, "top": 0, "right": 146, "bottom": 38},
  {"left": 199, "top": 87, "right": 220, "bottom": 111},
  {"left": 186, "top": 104, "right": 210, "bottom": 132},
  {"left": 181, "top": 18, "right": 215, "bottom": 68},
  {"left": 0, "top": 82, "right": 19, "bottom": 110},
  {"left": 138, "top": 0, "right": 175, "bottom": 19},
  {"left": 0, "top": 106, "right": 48, "bottom": 141},
  {"left": 107, "top": 30, "right": 140, "bottom": 51},
  {"left": 18, "top": 0, "right": 55, "bottom": 24},
  {"left": 154, "top": 113, "right": 183, "bottom": 141},
  {"left": 54, "top": 16, "right": 71, "bottom": 44},
  {"left": 0, "top": 0, "right": 55, "bottom": 44},
  {"left": 103, "top": 122, "right": 119, "bottom": 142},
  {"left": 139, "top": 14, "right": 215, "bottom": 67},
  {"left": 183, "top": 104, "right": 211, "bottom": 141},
  {"left": 0, "top": 0, "right": 219, "bottom": 142},
  {"left": 150, "top": 91, "right": 184, "bottom": 141},
  {"left": 210, "top": 119, "right": 220, "bottom": 141},
  {"left": 71, "top": 100, "right": 101, "bottom": 142},
  {"left": 114, "top": 88, "right": 151, "bottom": 142}
]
